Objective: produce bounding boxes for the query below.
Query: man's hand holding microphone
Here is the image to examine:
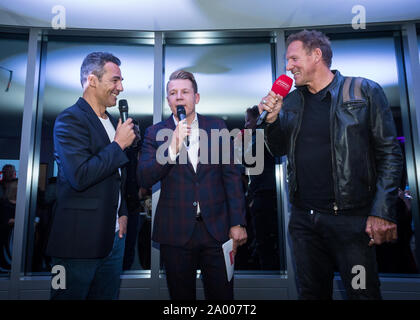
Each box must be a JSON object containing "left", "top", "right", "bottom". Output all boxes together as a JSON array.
[
  {"left": 170, "top": 105, "right": 191, "bottom": 155},
  {"left": 114, "top": 99, "right": 136, "bottom": 151},
  {"left": 257, "top": 74, "right": 293, "bottom": 125},
  {"left": 258, "top": 92, "right": 284, "bottom": 124}
]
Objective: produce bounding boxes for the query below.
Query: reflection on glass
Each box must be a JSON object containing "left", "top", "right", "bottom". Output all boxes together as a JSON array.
[
  {"left": 286, "top": 37, "right": 400, "bottom": 106},
  {"left": 0, "top": 37, "right": 27, "bottom": 277},
  {"left": 418, "top": 34, "right": 420, "bottom": 60},
  {"left": 164, "top": 44, "right": 273, "bottom": 129},
  {"left": 26, "top": 41, "right": 154, "bottom": 275},
  {"left": 0, "top": 164, "right": 17, "bottom": 275},
  {"left": 327, "top": 37, "right": 417, "bottom": 274},
  {"left": 164, "top": 43, "right": 281, "bottom": 272},
  {"left": 242, "top": 106, "right": 279, "bottom": 270}
]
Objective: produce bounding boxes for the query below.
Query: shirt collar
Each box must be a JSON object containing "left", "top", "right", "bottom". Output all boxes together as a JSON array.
[
  {"left": 297, "top": 70, "right": 339, "bottom": 100},
  {"left": 172, "top": 112, "right": 198, "bottom": 127}
]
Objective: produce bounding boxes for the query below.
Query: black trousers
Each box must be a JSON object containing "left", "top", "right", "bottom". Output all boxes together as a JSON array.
[
  {"left": 288, "top": 206, "right": 382, "bottom": 300},
  {"left": 250, "top": 191, "right": 279, "bottom": 269},
  {"left": 160, "top": 219, "right": 233, "bottom": 300}
]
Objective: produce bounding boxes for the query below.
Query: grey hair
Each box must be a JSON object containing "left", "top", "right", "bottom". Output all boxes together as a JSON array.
[{"left": 80, "top": 52, "right": 121, "bottom": 88}]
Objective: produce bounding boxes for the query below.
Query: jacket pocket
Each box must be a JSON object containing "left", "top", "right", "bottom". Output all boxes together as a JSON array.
[
  {"left": 340, "top": 99, "right": 369, "bottom": 128},
  {"left": 366, "top": 152, "right": 374, "bottom": 192},
  {"left": 342, "top": 99, "right": 367, "bottom": 110}
]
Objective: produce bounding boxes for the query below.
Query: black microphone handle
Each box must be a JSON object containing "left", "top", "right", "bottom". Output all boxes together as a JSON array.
[
  {"left": 120, "top": 112, "right": 128, "bottom": 123},
  {"left": 178, "top": 114, "right": 189, "bottom": 147}
]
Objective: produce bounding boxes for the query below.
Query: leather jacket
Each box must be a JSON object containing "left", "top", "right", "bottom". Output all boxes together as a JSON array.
[{"left": 264, "top": 70, "right": 403, "bottom": 223}]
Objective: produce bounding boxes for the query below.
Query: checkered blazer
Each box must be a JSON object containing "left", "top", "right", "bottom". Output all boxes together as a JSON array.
[{"left": 138, "top": 113, "right": 246, "bottom": 246}]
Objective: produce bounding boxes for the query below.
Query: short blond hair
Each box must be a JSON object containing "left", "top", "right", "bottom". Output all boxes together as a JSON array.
[{"left": 166, "top": 70, "right": 198, "bottom": 94}]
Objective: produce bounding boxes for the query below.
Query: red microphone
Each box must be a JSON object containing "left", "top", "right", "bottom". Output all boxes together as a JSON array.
[{"left": 256, "top": 74, "right": 293, "bottom": 126}]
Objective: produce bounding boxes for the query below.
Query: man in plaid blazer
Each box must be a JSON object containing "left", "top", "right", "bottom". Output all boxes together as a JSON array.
[{"left": 138, "top": 70, "right": 247, "bottom": 300}]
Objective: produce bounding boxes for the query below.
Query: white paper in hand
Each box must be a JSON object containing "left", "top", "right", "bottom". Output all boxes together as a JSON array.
[{"left": 222, "top": 239, "right": 234, "bottom": 282}]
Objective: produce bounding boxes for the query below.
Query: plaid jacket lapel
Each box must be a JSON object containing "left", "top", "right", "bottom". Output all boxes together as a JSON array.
[{"left": 166, "top": 115, "right": 196, "bottom": 175}]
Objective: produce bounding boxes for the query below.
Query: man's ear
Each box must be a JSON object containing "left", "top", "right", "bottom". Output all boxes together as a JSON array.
[
  {"left": 87, "top": 74, "right": 97, "bottom": 88},
  {"left": 313, "top": 48, "right": 323, "bottom": 64},
  {"left": 195, "top": 93, "right": 200, "bottom": 104}
]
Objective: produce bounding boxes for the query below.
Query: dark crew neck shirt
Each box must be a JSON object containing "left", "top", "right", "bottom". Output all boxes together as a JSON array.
[{"left": 294, "top": 82, "right": 336, "bottom": 213}]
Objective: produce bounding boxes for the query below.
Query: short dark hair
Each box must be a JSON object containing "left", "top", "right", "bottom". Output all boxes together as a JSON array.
[
  {"left": 2, "top": 164, "right": 15, "bottom": 172},
  {"left": 80, "top": 52, "right": 121, "bottom": 88},
  {"left": 246, "top": 105, "right": 260, "bottom": 120},
  {"left": 286, "top": 30, "right": 333, "bottom": 68},
  {"left": 166, "top": 70, "right": 198, "bottom": 94}
]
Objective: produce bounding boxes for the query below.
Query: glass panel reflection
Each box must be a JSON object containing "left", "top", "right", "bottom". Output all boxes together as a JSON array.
[
  {"left": 26, "top": 41, "right": 154, "bottom": 275},
  {"left": 313, "top": 36, "right": 417, "bottom": 275},
  {"left": 164, "top": 43, "right": 281, "bottom": 272},
  {"left": 0, "top": 37, "right": 27, "bottom": 277},
  {"left": 418, "top": 33, "right": 420, "bottom": 60}
]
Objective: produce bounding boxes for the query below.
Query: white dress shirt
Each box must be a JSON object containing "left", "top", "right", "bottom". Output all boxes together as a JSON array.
[
  {"left": 169, "top": 113, "right": 201, "bottom": 214},
  {"left": 99, "top": 116, "right": 121, "bottom": 232}
]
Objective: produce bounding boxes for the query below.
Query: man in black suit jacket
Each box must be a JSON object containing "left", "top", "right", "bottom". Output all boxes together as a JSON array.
[{"left": 46, "top": 52, "right": 136, "bottom": 300}]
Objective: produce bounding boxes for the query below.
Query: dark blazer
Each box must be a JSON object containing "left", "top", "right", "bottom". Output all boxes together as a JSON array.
[
  {"left": 46, "top": 97, "right": 129, "bottom": 259},
  {"left": 138, "top": 113, "right": 246, "bottom": 246}
]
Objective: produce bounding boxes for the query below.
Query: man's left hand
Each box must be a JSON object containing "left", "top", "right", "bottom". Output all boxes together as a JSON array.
[
  {"left": 365, "top": 216, "right": 397, "bottom": 246},
  {"left": 118, "top": 216, "right": 128, "bottom": 238},
  {"left": 229, "top": 226, "right": 248, "bottom": 255}
]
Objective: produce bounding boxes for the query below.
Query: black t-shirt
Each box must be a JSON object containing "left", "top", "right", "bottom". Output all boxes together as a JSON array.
[{"left": 294, "top": 82, "right": 336, "bottom": 213}]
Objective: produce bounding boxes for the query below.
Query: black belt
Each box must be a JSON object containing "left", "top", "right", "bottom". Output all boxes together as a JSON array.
[{"left": 293, "top": 204, "right": 370, "bottom": 216}]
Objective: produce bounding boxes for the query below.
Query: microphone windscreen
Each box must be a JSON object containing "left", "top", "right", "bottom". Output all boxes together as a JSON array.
[
  {"left": 271, "top": 75, "right": 293, "bottom": 97},
  {"left": 118, "top": 99, "right": 128, "bottom": 113}
]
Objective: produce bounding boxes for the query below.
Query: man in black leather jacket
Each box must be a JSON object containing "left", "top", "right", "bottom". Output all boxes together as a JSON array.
[{"left": 258, "top": 30, "right": 403, "bottom": 299}]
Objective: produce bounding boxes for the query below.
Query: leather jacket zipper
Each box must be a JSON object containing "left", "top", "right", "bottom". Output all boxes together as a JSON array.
[
  {"left": 291, "top": 92, "right": 305, "bottom": 195},
  {"left": 333, "top": 202, "right": 338, "bottom": 215},
  {"left": 330, "top": 88, "right": 340, "bottom": 214}
]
